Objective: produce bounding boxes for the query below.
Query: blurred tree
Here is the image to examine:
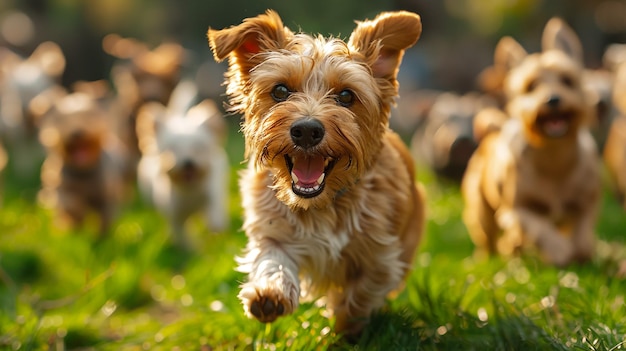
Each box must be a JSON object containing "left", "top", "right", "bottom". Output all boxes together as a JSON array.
[{"left": 0, "top": 0, "right": 623, "bottom": 91}]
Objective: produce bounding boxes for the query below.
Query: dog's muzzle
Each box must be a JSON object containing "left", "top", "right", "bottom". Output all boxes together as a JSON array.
[
  {"left": 285, "top": 154, "right": 334, "bottom": 198},
  {"left": 285, "top": 118, "right": 335, "bottom": 198},
  {"left": 536, "top": 96, "right": 574, "bottom": 138}
]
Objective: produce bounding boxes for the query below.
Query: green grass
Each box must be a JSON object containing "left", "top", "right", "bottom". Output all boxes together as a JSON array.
[{"left": 1, "top": 132, "right": 626, "bottom": 350}]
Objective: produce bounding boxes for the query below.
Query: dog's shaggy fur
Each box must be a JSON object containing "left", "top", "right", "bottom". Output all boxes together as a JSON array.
[{"left": 208, "top": 10, "right": 425, "bottom": 334}]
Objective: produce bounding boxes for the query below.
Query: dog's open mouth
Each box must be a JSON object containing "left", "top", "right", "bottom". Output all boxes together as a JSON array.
[
  {"left": 65, "top": 138, "right": 101, "bottom": 168},
  {"left": 168, "top": 162, "right": 205, "bottom": 184},
  {"left": 172, "top": 168, "right": 199, "bottom": 183},
  {"left": 285, "top": 154, "right": 335, "bottom": 198},
  {"left": 537, "top": 112, "right": 573, "bottom": 138}
]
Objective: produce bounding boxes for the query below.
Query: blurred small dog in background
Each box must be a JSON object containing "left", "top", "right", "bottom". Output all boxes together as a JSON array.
[
  {"left": 103, "top": 34, "right": 186, "bottom": 181},
  {"left": 411, "top": 91, "right": 497, "bottom": 181},
  {"left": 0, "top": 41, "right": 66, "bottom": 175},
  {"left": 462, "top": 18, "right": 600, "bottom": 266},
  {"left": 209, "top": 10, "right": 425, "bottom": 336},
  {"left": 38, "top": 86, "right": 127, "bottom": 236},
  {"left": 136, "top": 80, "right": 229, "bottom": 249}
]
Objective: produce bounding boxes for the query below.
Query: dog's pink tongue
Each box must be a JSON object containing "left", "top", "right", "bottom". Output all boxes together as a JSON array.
[
  {"left": 292, "top": 155, "right": 324, "bottom": 184},
  {"left": 544, "top": 119, "right": 568, "bottom": 137},
  {"left": 72, "top": 148, "right": 93, "bottom": 166}
]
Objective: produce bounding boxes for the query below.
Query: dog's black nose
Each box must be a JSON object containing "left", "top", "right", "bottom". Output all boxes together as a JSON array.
[
  {"left": 69, "top": 130, "right": 86, "bottom": 140},
  {"left": 182, "top": 159, "right": 196, "bottom": 170},
  {"left": 547, "top": 95, "right": 560, "bottom": 108},
  {"left": 290, "top": 118, "right": 325, "bottom": 148}
]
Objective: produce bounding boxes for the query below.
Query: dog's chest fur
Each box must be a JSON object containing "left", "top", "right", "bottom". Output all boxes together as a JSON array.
[
  {"left": 240, "top": 137, "right": 413, "bottom": 294},
  {"left": 490, "top": 120, "right": 599, "bottom": 224}
]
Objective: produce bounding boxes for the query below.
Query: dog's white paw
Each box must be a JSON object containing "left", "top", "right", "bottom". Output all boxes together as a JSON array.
[{"left": 238, "top": 277, "right": 299, "bottom": 323}]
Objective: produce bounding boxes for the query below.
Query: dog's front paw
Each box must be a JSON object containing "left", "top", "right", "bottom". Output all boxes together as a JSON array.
[
  {"left": 239, "top": 279, "right": 299, "bottom": 323},
  {"left": 538, "top": 234, "right": 575, "bottom": 267}
]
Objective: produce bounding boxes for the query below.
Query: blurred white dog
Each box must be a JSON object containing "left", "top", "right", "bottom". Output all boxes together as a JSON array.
[{"left": 136, "top": 81, "right": 230, "bottom": 248}]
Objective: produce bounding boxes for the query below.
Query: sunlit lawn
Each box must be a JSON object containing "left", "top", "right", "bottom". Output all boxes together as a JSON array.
[{"left": 1, "top": 130, "right": 626, "bottom": 350}]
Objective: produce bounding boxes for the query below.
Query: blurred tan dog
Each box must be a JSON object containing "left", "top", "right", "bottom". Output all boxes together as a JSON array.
[
  {"left": 136, "top": 81, "right": 230, "bottom": 248},
  {"left": 208, "top": 10, "right": 425, "bottom": 335},
  {"left": 462, "top": 18, "right": 600, "bottom": 266},
  {"left": 38, "top": 87, "right": 127, "bottom": 236}
]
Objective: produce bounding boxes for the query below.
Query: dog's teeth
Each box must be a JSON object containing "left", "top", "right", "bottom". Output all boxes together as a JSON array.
[
  {"left": 317, "top": 173, "right": 325, "bottom": 184},
  {"left": 291, "top": 171, "right": 299, "bottom": 184}
]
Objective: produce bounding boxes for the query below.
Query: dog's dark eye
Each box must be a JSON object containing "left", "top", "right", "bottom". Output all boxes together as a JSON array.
[
  {"left": 560, "top": 75, "right": 575, "bottom": 88},
  {"left": 336, "top": 89, "right": 354, "bottom": 107},
  {"left": 271, "top": 84, "right": 291, "bottom": 102},
  {"left": 525, "top": 79, "right": 538, "bottom": 93}
]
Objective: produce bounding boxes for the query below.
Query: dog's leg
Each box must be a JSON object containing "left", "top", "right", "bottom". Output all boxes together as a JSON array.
[
  {"left": 59, "top": 191, "right": 86, "bottom": 229},
  {"left": 98, "top": 202, "right": 114, "bottom": 237},
  {"left": 329, "top": 247, "right": 404, "bottom": 336},
  {"left": 330, "top": 286, "right": 385, "bottom": 335},
  {"left": 570, "top": 206, "right": 598, "bottom": 263},
  {"left": 462, "top": 161, "right": 498, "bottom": 256},
  {"left": 169, "top": 208, "right": 192, "bottom": 249},
  {"left": 238, "top": 241, "right": 300, "bottom": 323},
  {"left": 498, "top": 207, "right": 575, "bottom": 266},
  {"left": 464, "top": 195, "right": 498, "bottom": 256}
]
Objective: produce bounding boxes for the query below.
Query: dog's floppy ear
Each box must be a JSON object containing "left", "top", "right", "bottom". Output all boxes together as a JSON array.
[
  {"left": 603, "top": 43, "right": 626, "bottom": 71},
  {"left": 29, "top": 85, "right": 67, "bottom": 128},
  {"left": 29, "top": 41, "right": 66, "bottom": 78},
  {"left": 188, "top": 99, "right": 227, "bottom": 144},
  {"left": 167, "top": 80, "right": 198, "bottom": 115},
  {"left": 134, "top": 42, "right": 185, "bottom": 77},
  {"left": 477, "top": 36, "right": 526, "bottom": 97},
  {"left": 494, "top": 36, "right": 528, "bottom": 71},
  {"left": 72, "top": 80, "right": 111, "bottom": 101},
  {"left": 136, "top": 102, "right": 167, "bottom": 154},
  {"left": 0, "top": 47, "right": 22, "bottom": 79},
  {"left": 542, "top": 17, "right": 583, "bottom": 63},
  {"left": 348, "top": 11, "right": 421, "bottom": 80},
  {"left": 102, "top": 34, "right": 148, "bottom": 59},
  {"left": 207, "top": 10, "right": 292, "bottom": 75}
]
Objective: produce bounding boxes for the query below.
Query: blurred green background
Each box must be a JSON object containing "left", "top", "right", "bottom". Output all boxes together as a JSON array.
[{"left": 1, "top": 0, "right": 624, "bottom": 97}]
